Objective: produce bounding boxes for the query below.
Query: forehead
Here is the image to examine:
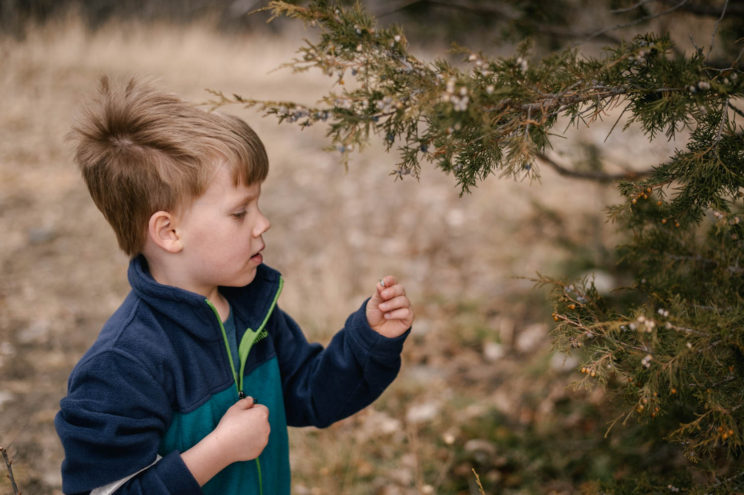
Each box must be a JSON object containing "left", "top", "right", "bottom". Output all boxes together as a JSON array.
[{"left": 205, "top": 163, "right": 261, "bottom": 200}]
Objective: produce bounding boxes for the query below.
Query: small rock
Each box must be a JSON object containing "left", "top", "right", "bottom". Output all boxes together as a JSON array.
[
  {"left": 515, "top": 323, "right": 547, "bottom": 353},
  {"left": 582, "top": 270, "right": 616, "bottom": 295},
  {"left": 18, "top": 319, "right": 51, "bottom": 344},
  {"left": 359, "top": 409, "right": 402, "bottom": 438},
  {"left": 483, "top": 341, "right": 504, "bottom": 362},
  {"left": 464, "top": 439, "right": 497, "bottom": 465},
  {"left": 28, "top": 227, "right": 56, "bottom": 244},
  {"left": 550, "top": 352, "right": 578, "bottom": 372},
  {"left": 0, "top": 390, "right": 14, "bottom": 409},
  {"left": 406, "top": 401, "right": 440, "bottom": 424}
]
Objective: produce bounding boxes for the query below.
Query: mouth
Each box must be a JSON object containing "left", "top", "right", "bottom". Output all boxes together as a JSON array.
[{"left": 250, "top": 245, "right": 265, "bottom": 264}]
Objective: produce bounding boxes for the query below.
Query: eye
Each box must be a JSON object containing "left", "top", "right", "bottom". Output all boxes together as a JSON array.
[{"left": 232, "top": 210, "right": 247, "bottom": 219}]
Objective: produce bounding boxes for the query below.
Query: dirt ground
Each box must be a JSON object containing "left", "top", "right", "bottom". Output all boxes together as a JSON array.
[{"left": 0, "top": 17, "right": 681, "bottom": 494}]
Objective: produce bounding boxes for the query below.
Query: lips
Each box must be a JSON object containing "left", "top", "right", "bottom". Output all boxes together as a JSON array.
[{"left": 250, "top": 245, "right": 265, "bottom": 264}]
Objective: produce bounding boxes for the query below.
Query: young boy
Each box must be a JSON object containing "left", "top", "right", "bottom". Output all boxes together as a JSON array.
[{"left": 54, "top": 77, "right": 414, "bottom": 495}]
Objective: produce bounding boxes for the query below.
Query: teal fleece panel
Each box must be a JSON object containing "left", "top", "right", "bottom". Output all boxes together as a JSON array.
[{"left": 159, "top": 357, "right": 290, "bottom": 495}]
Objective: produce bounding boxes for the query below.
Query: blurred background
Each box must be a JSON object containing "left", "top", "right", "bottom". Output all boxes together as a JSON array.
[{"left": 0, "top": 1, "right": 720, "bottom": 493}]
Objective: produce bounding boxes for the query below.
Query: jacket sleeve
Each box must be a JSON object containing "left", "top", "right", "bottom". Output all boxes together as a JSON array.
[
  {"left": 272, "top": 299, "right": 410, "bottom": 428},
  {"left": 54, "top": 350, "right": 202, "bottom": 495}
]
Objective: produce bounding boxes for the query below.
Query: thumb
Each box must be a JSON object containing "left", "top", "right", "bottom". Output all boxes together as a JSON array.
[{"left": 236, "top": 396, "right": 255, "bottom": 409}]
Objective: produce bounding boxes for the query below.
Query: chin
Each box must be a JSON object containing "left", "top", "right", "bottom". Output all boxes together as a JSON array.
[
  {"left": 239, "top": 268, "right": 259, "bottom": 286},
  {"left": 219, "top": 269, "right": 258, "bottom": 289}
]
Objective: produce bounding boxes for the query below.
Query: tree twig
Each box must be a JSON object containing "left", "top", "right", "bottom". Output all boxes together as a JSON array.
[
  {"left": 413, "top": 0, "right": 623, "bottom": 44},
  {"left": 733, "top": 43, "right": 744, "bottom": 67},
  {"left": 472, "top": 468, "right": 486, "bottom": 495},
  {"left": 729, "top": 102, "right": 744, "bottom": 119},
  {"left": 424, "top": 0, "right": 521, "bottom": 19},
  {"left": 706, "top": 0, "right": 729, "bottom": 61},
  {"left": 657, "top": 0, "right": 744, "bottom": 18},
  {"left": 1, "top": 446, "right": 20, "bottom": 495},
  {"left": 704, "top": 469, "right": 744, "bottom": 495},
  {"left": 372, "top": 0, "right": 424, "bottom": 18},
  {"left": 587, "top": 0, "right": 688, "bottom": 41},
  {"left": 535, "top": 151, "right": 653, "bottom": 183},
  {"left": 610, "top": 0, "right": 655, "bottom": 14}
]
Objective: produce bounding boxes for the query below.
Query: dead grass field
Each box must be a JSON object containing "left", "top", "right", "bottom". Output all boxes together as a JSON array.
[{"left": 0, "top": 16, "right": 682, "bottom": 494}]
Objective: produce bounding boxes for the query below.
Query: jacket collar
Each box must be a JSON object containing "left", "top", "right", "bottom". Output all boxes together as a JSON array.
[{"left": 127, "top": 255, "right": 282, "bottom": 341}]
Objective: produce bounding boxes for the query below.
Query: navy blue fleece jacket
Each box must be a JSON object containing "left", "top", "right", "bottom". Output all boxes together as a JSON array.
[{"left": 55, "top": 256, "right": 409, "bottom": 494}]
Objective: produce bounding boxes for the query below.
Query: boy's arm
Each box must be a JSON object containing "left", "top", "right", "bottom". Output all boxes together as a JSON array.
[
  {"left": 272, "top": 277, "right": 413, "bottom": 428},
  {"left": 55, "top": 350, "right": 202, "bottom": 495}
]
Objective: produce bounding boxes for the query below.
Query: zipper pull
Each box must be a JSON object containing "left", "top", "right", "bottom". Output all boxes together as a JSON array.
[{"left": 238, "top": 391, "right": 246, "bottom": 400}]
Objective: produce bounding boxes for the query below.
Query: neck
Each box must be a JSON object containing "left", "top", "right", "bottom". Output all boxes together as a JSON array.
[
  {"left": 207, "top": 290, "right": 230, "bottom": 322},
  {"left": 143, "top": 254, "right": 230, "bottom": 321}
]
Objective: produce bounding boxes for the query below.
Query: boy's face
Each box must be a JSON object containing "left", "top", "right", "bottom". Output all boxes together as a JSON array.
[{"left": 175, "top": 163, "right": 270, "bottom": 294}]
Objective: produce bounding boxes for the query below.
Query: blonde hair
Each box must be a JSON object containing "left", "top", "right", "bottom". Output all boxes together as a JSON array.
[{"left": 72, "top": 77, "right": 268, "bottom": 256}]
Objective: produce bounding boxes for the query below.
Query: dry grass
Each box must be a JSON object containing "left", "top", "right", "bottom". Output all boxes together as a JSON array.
[{"left": 0, "top": 16, "right": 682, "bottom": 494}]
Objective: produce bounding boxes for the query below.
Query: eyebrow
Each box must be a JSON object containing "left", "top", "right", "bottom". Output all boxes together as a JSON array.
[{"left": 228, "top": 188, "right": 260, "bottom": 210}]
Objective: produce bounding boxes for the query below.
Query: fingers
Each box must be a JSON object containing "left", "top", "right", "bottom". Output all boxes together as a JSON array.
[
  {"left": 367, "top": 275, "right": 415, "bottom": 337},
  {"left": 375, "top": 277, "right": 410, "bottom": 316},
  {"left": 249, "top": 404, "right": 270, "bottom": 421},
  {"left": 384, "top": 306, "right": 414, "bottom": 320},
  {"left": 378, "top": 294, "right": 408, "bottom": 312},
  {"left": 377, "top": 277, "right": 405, "bottom": 300}
]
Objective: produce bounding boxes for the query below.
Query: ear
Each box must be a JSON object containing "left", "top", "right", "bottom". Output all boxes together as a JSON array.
[{"left": 147, "top": 211, "right": 183, "bottom": 253}]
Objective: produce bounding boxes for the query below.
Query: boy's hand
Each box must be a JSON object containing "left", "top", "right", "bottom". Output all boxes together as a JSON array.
[
  {"left": 212, "top": 397, "right": 271, "bottom": 462},
  {"left": 366, "top": 276, "right": 414, "bottom": 338},
  {"left": 182, "top": 396, "right": 270, "bottom": 486}
]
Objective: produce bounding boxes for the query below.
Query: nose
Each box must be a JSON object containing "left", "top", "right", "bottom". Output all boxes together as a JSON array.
[{"left": 254, "top": 209, "right": 271, "bottom": 237}]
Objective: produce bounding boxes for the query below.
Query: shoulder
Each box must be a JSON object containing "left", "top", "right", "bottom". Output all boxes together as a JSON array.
[{"left": 73, "top": 292, "right": 172, "bottom": 381}]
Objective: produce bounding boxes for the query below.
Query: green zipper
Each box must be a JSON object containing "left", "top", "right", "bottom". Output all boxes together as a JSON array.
[
  {"left": 204, "top": 277, "right": 284, "bottom": 495},
  {"left": 205, "top": 277, "right": 283, "bottom": 397},
  {"left": 237, "top": 277, "right": 284, "bottom": 394},
  {"left": 205, "top": 299, "right": 241, "bottom": 397}
]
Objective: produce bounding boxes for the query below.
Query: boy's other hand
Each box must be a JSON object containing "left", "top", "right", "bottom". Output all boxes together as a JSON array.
[
  {"left": 366, "top": 276, "right": 414, "bottom": 339},
  {"left": 214, "top": 396, "right": 270, "bottom": 462},
  {"left": 182, "top": 396, "right": 270, "bottom": 486}
]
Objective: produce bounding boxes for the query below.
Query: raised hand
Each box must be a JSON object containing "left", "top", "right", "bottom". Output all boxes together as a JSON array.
[{"left": 365, "top": 276, "right": 414, "bottom": 339}]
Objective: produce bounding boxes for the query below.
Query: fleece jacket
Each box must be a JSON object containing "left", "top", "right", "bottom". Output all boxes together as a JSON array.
[{"left": 55, "top": 256, "right": 409, "bottom": 494}]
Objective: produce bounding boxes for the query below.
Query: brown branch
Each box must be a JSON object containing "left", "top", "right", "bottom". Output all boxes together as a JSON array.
[
  {"left": 423, "top": 0, "right": 521, "bottom": 19},
  {"left": 704, "top": 469, "right": 744, "bottom": 495},
  {"left": 372, "top": 0, "right": 425, "bottom": 18},
  {"left": 587, "top": 0, "right": 689, "bottom": 41},
  {"left": 536, "top": 151, "right": 654, "bottom": 183},
  {"left": 610, "top": 0, "right": 656, "bottom": 14},
  {"left": 706, "top": 0, "right": 729, "bottom": 60},
  {"left": 387, "top": 0, "right": 623, "bottom": 44},
  {"left": 658, "top": 0, "right": 744, "bottom": 18},
  {"left": 729, "top": 102, "right": 744, "bottom": 119},
  {"left": 0, "top": 446, "right": 20, "bottom": 495}
]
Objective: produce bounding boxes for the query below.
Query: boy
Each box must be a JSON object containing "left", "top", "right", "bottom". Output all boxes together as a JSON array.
[{"left": 55, "top": 77, "right": 414, "bottom": 495}]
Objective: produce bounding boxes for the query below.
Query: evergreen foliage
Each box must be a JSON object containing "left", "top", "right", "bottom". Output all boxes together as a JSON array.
[{"left": 210, "top": 0, "right": 744, "bottom": 491}]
